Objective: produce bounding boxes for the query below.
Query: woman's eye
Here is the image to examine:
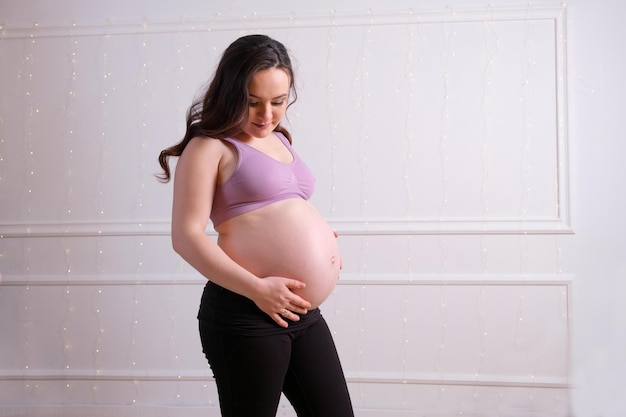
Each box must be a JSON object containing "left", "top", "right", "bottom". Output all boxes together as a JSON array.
[{"left": 248, "top": 100, "right": 285, "bottom": 107}]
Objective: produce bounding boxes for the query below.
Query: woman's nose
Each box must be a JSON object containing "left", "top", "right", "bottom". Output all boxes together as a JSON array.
[{"left": 258, "top": 103, "right": 272, "bottom": 119}]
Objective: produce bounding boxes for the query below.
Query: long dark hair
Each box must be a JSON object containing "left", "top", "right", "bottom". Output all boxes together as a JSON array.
[{"left": 157, "top": 34, "right": 297, "bottom": 182}]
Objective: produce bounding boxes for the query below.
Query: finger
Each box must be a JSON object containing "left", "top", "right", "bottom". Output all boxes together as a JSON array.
[
  {"left": 287, "top": 303, "right": 308, "bottom": 315},
  {"left": 272, "top": 312, "right": 289, "bottom": 328},
  {"left": 282, "top": 280, "right": 312, "bottom": 309},
  {"left": 289, "top": 297, "right": 311, "bottom": 311},
  {"left": 280, "top": 308, "right": 302, "bottom": 321},
  {"left": 284, "top": 278, "right": 306, "bottom": 290}
]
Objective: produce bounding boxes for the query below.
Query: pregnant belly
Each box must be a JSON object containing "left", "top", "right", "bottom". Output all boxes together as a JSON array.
[{"left": 216, "top": 199, "right": 341, "bottom": 308}]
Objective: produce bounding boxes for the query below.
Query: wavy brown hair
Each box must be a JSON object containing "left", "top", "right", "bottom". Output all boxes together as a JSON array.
[{"left": 157, "top": 34, "right": 297, "bottom": 182}]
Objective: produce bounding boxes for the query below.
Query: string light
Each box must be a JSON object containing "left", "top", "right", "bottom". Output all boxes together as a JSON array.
[
  {"left": 126, "top": 21, "right": 153, "bottom": 405},
  {"left": 327, "top": 9, "right": 338, "bottom": 217},
  {"left": 435, "top": 7, "right": 456, "bottom": 402},
  {"left": 64, "top": 23, "right": 78, "bottom": 220},
  {"left": 325, "top": 11, "right": 345, "bottom": 343},
  {"left": 136, "top": 21, "right": 150, "bottom": 216},
  {"left": 91, "top": 22, "right": 115, "bottom": 402},
  {"left": 169, "top": 277, "right": 182, "bottom": 403},
  {"left": 401, "top": 8, "right": 422, "bottom": 217},
  {"left": 399, "top": 9, "right": 421, "bottom": 409},
  {"left": 166, "top": 27, "right": 193, "bottom": 405},
  {"left": 554, "top": 9, "right": 569, "bottom": 412},
  {"left": 354, "top": 10, "right": 374, "bottom": 408},
  {"left": 356, "top": 10, "right": 373, "bottom": 220},
  {"left": 399, "top": 235, "right": 414, "bottom": 409},
  {"left": 438, "top": 7, "right": 455, "bottom": 219},
  {"left": 61, "top": 242, "right": 73, "bottom": 373},
  {"left": 480, "top": 4, "right": 498, "bottom": 225},
  {"left": 171, "top": 28, "right": 189, "bottom": 142},
  {"left": 475, "top": 4, "right": 499, "bottom": 406},
  {"left": 17, "top": 22, "right": 39, "bottom": 398},
  {"left": 0, "top": 26, "right": 5, "bottom": 272},
  {"left": 517, "top": 4, "right": 539, "bottom": 408},
  {"left": 59, "top": 23, "right": 80, "bottom": 382}
]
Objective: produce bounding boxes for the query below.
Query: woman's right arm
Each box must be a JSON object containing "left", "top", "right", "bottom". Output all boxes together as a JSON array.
[{"left": 170, "top": 137, "right": 310, "bottom": 327}]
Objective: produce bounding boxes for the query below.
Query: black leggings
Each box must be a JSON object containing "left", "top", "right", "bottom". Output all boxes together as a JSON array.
[{"left": 199, "top": 317, "right": 354, "bottom": 417}]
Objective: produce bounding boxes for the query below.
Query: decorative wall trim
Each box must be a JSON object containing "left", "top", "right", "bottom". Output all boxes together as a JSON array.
[
  {"left": 0, "top": 221, "right": 173, "bottom": 238},
  {"left": 329, "top": 218, "right": 573, "bottom": 235},
  {"left": 0, "top": 405, "right": 565, "bottom": 417},
  {"left": 0, "top": 272, "right": 573, "bottom": 287},
  {"left": 0, "top": 217, "right": 573, "bottom": 239},
  {"left": 0, "top": 405, "right": 221, "bottom": 417},
  {"left": 0, "top": 368, "right": 569, "bottom": 389},
  {"left": 1, "top": 6, "right": 566, "bottom": 39}
]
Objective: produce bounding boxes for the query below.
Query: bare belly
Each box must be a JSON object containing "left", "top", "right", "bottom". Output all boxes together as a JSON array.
[{"left": 216, "top": 199, "right": 341, "bottom": 308}]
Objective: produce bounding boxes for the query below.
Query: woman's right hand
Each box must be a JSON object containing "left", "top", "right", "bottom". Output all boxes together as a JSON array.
[{"left": 253, "top": 276, "right": 312, "bottom": 328}]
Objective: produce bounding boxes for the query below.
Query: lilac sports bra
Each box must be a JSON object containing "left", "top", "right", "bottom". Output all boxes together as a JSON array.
[{"left": 210, "top": 132, "right": 316, "bottom": 226}]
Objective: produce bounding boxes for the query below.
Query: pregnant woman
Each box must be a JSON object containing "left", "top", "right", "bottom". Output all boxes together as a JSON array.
[{"left": 157, "top": 34, "right": 354, "bottom": 417}]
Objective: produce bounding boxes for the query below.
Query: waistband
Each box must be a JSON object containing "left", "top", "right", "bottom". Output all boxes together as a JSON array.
[{"left": 197, "top": 280, "right": 322, "bottom": 336}]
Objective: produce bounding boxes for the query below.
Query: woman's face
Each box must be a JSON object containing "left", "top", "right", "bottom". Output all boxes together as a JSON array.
[{"left": 239, "top": 67, "right": 290, "bottom": 141}]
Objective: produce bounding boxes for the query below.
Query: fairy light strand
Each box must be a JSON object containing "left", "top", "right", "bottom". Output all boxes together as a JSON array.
[
  {"left": 127, "top": 23, "right": 152, "bottom": 405},
  {"left": 61, "top": 239, "right": 74, "bottom": 389},
  {"left": 516, "top": 4, "right": 537, "bottom": 407},
  {"left": 327, "top": 10, "right": 338, "bottom": 217},
  {"left": 0, "top": 24, "right": 6, "bottom": 275},
  {"left": 59, "top": 24, "right": 80, "bottom": 382},
  {"left": 401, "top": 8, "right": 421, "bottom": 217},
  {"left": 355, "top": 11, "right": 374, "bottom": 408},
  {"left": 356, "top": 11, "right": 373, "bottom": 220},
  {"left": 136, "top": 20, "right": 150, "bottom": 217},
  {"left": 475, "top": 4, "right": 499, "bottom": 405},
  {"left": 438, "top": 8, "right": 454, "bottom": 221},
  {"left": 19, "top": 24, "right": 39, "bottom": 396},
  {"left": 64, "top": 24, "right": 78, "bottom": 221},
  {"left": 553, "top": 9, "right": 568, "bottom": 406},
  {"left": 399, "top": 9, "right": 421, "bottom": 409},
  {"left": 435, "top": 8, "right": 455, "bottom": 401},
  {"left": 320, "top": 8, "right": 341, "bottom": 334},
  {"left": 92, "top": 23, "right": 115, "bottom": 402},
  {"left": 170, "top": 27, "right": 191, "bottom": 404},
  {"left": 480, "top": 4, "right": 498, "bottom": 225},
  {"left": 326, "top": 11, "right": 345, "bottom": 343}
]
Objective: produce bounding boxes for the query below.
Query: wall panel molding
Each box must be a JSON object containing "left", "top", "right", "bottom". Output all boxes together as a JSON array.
[
  {"left": 0, "top": 405, "right": 564, "bottom": 417},
  {"left": 1, "top": 6, "right": 567, "bottom": 39},
  {"left": 0, "top": 221, "right": 173, "bottom": 238},
  {"left": 0, "top": 218, "right": 573, "bottom": 238},
  {"left": 0, "top": 272, "right": 573, "bottom": 287},
  {"left": 0, "top": 368, "right": 568, "bottom": 389}
]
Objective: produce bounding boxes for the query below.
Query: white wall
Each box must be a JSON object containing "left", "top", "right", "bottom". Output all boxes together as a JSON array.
[{"left": 0, "top": 1, "right": 624, "bottom": 416}]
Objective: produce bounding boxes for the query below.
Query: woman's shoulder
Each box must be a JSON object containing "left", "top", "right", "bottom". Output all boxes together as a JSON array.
[
  {"left": 184, "top": 136, "right": 232, "bottom": 155},
  {"left": 176, "top": 137, "right": 230, "bottom": 168},
  {"left": 182, "top": 137, "right": 238, "bottom": 180}
]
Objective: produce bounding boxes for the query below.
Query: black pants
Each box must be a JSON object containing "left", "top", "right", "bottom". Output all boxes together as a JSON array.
[{"left": 199, "top": 316, "right": 354, "bottom": 417}]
